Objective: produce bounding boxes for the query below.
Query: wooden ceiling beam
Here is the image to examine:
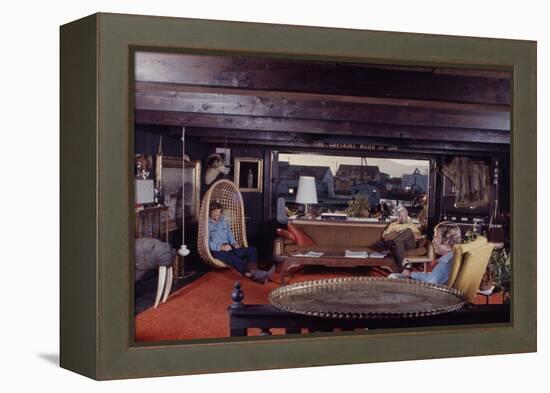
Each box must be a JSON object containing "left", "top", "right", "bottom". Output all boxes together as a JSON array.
[
  {"left": 135, "top": 52, "right": 510, "bottom": 105},
  {"left": 135, "top": 82, "right": 510, "bottom": 131},
  {"left": 194, "top": 136, "right": 506, "bottom": 157},
  {"left": 135, "top": 82, "right": 509, "bottom": 113},
  {"left": 135, "top": 109, "right": 510, "bottom": 144},
  {"left": 179, "top": 127, "right": 508, "bottom": 153}
]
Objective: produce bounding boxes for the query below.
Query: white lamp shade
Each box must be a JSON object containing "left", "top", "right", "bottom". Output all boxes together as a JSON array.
[{"left": 295, "top": 176, "right": 318, "bottom": 204}]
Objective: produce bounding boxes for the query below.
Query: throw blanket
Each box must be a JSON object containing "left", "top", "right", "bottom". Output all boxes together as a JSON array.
[
  {"left": 135, "top": 238, "right": 176, "bottom": 281},
  {"left": 442, "top": 157, "right": 491, "bottom": 208}
]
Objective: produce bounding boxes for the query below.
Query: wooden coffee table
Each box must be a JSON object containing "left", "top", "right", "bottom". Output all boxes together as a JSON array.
[{"left": 279, "top": 252, "right": 398, "bottom": 285}]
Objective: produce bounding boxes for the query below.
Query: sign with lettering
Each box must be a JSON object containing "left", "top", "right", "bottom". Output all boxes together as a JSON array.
[{"left": 312, "top": 141, "right": 398, "bottom": 151}]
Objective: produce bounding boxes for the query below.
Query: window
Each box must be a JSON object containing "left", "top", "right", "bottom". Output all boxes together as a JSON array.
[{"left": 277, "top": 153, "right": 430, "bottom": 218}]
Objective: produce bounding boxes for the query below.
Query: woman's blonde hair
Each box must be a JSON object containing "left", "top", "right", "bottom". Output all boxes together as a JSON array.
[{"left": 434, "top": 222, "right": 462, "bottom": 247}]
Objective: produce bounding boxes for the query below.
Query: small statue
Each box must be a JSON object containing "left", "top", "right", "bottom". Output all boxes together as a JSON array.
[{"left": 247, "top": 168, "right": 254, "bottom": 188}]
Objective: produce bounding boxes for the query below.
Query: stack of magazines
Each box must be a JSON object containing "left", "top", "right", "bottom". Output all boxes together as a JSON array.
[
  {"left": 292, "top": 251, "right": 324, "bottom": 257},
  {"left": 344, "top": 250, "right": 388, "bottom": 258},
  {"left": 344, "top": 250, "right": 368, "bottom": 258}
]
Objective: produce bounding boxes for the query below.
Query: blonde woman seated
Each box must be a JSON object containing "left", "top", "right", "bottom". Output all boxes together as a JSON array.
[{"left": 388, "top": 222, "right": 462, "bottom": 285}]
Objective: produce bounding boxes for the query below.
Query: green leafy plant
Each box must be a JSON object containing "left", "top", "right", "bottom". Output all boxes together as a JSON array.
[
  {"left": 490, "top": 248, "right": 511, "bottom": 291},
  {"left": 286, "top": 208, "right": 298, "bottom": 217},
  {"left": 346, "top": 194, "right": 371, "bottom": 217},
  {"left": 462, "top": 226, "right": 510, "bottom": 293},
  {"left": 463, "top": 230, "right": 480, "bottom": 243},
  {"left": 463, "top": 221, "right": 485, "bottom": 243}
]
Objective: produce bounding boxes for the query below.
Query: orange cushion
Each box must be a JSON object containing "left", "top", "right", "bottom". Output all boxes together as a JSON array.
[
  {"left": 287, "top": 223, "right": 317, "bottom": 246},
  {"left": 276, "top": 228, "right": 296, "bottom": 243}
]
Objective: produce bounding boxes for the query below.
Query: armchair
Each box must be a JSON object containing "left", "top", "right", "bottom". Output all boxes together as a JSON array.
[{"left": 447, "top": 236, "right": 495, "bottom": 303}]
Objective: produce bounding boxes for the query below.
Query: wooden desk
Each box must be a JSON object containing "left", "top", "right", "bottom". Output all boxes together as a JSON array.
[
  {"left": 135, "top": 206, "right": 169, "bottom": 240},
  {"left": 289, "top": 217, "right": 389, "bottom": 229},
  {"left": 288, "top": 217, "right": 421, "bottom": 228},
  {"left": 135, "top": 206, "right": 179, "bottom": 241}
]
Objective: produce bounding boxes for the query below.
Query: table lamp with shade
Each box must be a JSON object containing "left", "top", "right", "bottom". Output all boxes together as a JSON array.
[{"left": 295, "top": 176, "right": 318, "bottom": 216}]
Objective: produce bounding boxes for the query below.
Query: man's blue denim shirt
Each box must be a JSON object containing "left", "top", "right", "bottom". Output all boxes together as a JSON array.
[
  {"left": 410, "top": 252, "right": 454, "bottom": 285},
  {"left": 208, "top": 217, "right": 237, "bottom": 251}
]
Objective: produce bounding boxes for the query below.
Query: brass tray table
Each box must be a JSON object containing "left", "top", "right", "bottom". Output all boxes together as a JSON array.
[{"left": 269, "top": 277, "right": 466, "bottom": 319}]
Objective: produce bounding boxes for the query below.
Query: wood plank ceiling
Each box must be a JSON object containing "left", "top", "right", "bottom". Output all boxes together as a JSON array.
[{"left": 134, "top": 52, "right": 511, "bottom": 151}]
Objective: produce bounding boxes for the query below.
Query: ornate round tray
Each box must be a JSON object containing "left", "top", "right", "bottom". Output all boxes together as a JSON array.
[{"left": 268, "top": 277, "right": 466, "bottom": 319}]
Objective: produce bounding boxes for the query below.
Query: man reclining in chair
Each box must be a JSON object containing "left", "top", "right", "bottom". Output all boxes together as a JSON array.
[
  {"left": 373, "top": 206, "right": 422, "bottom": 272},
  {"left": 389, "top": 222, "right": 462, "bottom": 285},
  {"left": 209, "top": 201, "right": 275, "bottom": 284}
]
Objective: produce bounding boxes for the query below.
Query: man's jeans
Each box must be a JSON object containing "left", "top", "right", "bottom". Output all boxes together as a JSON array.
[
  {"left": 388, "top": 252, "right": 454, "bottom": 286},
  {"left": 212, "top": 246, "right": 258, "bottom": 275}
]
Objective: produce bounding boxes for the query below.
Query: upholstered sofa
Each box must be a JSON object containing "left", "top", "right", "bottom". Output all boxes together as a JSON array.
[{"left": 274, "top": 219, "right": 432, "bottom": 260}]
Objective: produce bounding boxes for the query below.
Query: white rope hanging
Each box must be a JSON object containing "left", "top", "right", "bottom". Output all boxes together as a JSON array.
[{"left": 178, "top": 126, "right": 190, "bottom": 257}]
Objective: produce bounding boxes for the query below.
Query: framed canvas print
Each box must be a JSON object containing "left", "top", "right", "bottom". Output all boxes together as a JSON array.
[
  {"left": 160, "top": 156, "right": 201, "bottom": 221},
  {"left": 60, "top": 12, "right": 536, "bottom": 380},
  {"left": 234, "top": 157, "right": 263, "bottom": 192}
]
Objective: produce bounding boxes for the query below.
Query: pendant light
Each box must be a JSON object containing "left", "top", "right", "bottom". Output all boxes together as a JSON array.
[{"left": 178, "top": 126, "right": 190, "bottom": 258}]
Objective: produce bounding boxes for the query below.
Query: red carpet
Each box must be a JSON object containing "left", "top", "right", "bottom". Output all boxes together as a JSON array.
[
  {"left": 134, "top": 266, "right": 504, "bottom": 342},
  {"left": 134, "top": 267, "right": 388, "bottom": 341}
]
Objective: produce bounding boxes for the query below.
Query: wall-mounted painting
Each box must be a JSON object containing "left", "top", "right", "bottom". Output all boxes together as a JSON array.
[
  {"left": 234, "top": 157, "right": 263, "bottom": 192},
  {"left": 60, "top": 13, "right": 536, "bottom": 380},
  {"left": 160, "top": 157, "right": 201, "bottom": 222}
]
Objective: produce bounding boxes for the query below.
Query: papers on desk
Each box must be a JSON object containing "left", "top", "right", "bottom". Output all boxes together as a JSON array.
[
  {"left": 344, "top": 250, "right": 388, "bottom": 258},
  {"left": 346, "top": 217, "right": 380, "bottom": 222},
  {"left": 368, "top": 251, "right": 388, "bottom": 258},
  {"left": 345, "top": 250, "right": 369, "bottom": 258},
  {"left": 292, "top": 251, "right": 324, "bottom": 258}
]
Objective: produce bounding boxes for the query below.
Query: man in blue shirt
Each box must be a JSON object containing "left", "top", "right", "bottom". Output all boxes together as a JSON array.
[
  {"left": 389, "top": 222, "right": 462, "bottom": 285},
  {"left": 209, "top": 202, "right": 274, "bottom": 283}
]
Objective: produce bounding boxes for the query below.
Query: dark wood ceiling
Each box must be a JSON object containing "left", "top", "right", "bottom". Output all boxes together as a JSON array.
[{"left": 134, "top": 52, "right": 510, "bottom": 148}]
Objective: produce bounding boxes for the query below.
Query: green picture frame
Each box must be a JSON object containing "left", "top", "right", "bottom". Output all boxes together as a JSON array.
[{"left": 60, "top": 13, "right": 536, "bottom": 380}]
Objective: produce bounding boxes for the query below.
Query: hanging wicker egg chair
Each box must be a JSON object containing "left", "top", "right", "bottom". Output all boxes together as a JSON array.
[{"left": 197, "top": 179, "right": 249, "bottom": 269}]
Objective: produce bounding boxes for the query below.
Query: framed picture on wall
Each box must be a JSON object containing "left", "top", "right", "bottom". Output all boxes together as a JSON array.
[
  {"left": 161, "top": 157, "right": 201, "bottom": 221},
  {"left": 60, "top": 13, "right": 536, "bottom": 380},
  {"left": 234, "top": 157, "right": 263, "bottom": 192}
]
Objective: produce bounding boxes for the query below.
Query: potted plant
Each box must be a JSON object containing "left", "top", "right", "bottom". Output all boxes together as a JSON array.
[
  {"left": 463, "top": 227, "right": 510, "bottom": 297},
  {"left": 489, "top": 248, "right": 511, "bottom": 294},
  {"left": 346, "top": 194, "right": 370, "bottom": 217}
]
